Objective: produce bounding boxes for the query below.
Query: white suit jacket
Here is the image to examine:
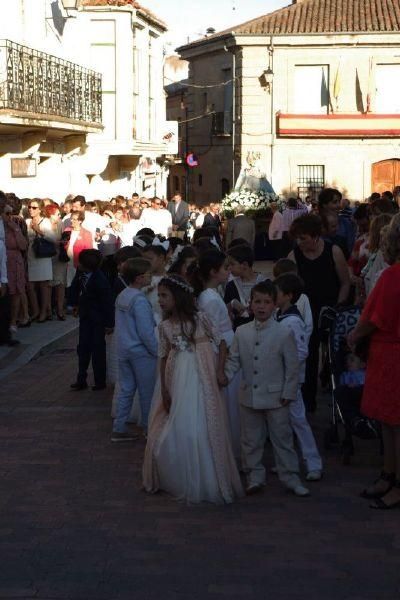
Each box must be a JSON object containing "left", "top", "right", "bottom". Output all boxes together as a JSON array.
[{"left": 225, "top": 318, "right": 299, "bottom": 409}]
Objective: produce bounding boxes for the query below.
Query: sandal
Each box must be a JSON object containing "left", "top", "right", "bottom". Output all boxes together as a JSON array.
[
  {"left": 370, "top": 480, "right": 400, "bottom": 510},
  {"left": 57, "top": 314, "right": 66, "bottom": 321},
  {"left": 360, "top": 471, "right": 395, "bottom": 499}
]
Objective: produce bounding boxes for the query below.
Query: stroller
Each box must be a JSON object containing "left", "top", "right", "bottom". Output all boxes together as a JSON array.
[{"left": 319, "top": 305, "right": 381, "bottom": 464}]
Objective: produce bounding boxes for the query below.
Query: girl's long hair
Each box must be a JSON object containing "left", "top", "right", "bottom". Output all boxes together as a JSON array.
[
  {"left": 159, "top": 275, "right": 198, "bottom": 343},
  {"left": 187, "top": 249, "right": 226, "bottom": 296},
  {"left": 168, "top": 246, "right": 197, "bottom": 277}
]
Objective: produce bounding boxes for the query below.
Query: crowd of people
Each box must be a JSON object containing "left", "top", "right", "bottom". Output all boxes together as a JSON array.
[{"left": 0, "top": 185, "right": 399, "bottom": 509}]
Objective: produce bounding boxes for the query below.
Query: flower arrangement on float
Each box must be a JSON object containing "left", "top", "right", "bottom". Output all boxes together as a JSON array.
[{"left": 221, "top": 189, "right": 282, "bottom": 219}]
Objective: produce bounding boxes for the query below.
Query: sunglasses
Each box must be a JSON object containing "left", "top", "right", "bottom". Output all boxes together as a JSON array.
[{"left": 28, "top": 205, "right": 39, "bottom": 209}]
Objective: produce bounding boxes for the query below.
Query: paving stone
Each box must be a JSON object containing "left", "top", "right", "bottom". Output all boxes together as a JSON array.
[{"left": 0, "top": 331, "right": 399, "bottom": 600}]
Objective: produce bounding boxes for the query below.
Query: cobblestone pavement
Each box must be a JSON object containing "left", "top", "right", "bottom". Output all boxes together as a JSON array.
[{"left": 0, "top": 332, "right": 399, "bottom": 600}]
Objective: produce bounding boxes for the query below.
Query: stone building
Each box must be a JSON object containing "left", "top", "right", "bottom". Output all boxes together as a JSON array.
[
  {"left": 178, "top": 0, "right": 400, "bottom": 204},
  {"left": 0, "top": 0, "right": 171, "bottom": 201},
  {"left": 164, "top": 56, "right": 189, "bottom": 200}
]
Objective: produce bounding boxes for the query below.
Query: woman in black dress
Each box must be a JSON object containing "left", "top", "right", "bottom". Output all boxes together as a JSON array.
[{"left": 288, "top": 214, "right": 350, "bottom": 411}]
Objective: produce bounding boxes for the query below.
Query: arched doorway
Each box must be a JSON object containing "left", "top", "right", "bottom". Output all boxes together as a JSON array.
[{"left": 371, "top": 159, "right": 400, "bottom": 195}]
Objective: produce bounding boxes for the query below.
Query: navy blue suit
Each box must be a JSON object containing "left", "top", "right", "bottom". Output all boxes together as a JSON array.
[{"left": 70, "top": 269, "right": 114, "bottom": 387}]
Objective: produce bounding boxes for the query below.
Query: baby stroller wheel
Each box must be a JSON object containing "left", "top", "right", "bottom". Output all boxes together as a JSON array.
[{"left": 324, "top": 424, "right": 339, "bottom": 449}]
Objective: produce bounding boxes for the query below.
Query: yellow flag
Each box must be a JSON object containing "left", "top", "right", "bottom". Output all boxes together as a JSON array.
[{"left": 333, "top": 60, "right": 341, "bottom": 110}]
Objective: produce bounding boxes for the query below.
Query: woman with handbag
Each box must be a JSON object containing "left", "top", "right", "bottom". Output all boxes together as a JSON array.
[
  {"left": 45, "top": 204, "right": 68, "bottom": 321},
  {"left": 348, "top": 214, "right": 400, "bottom": 510},
  {"left": 26, "top": 199, "right": 56, "bottom": 323}
]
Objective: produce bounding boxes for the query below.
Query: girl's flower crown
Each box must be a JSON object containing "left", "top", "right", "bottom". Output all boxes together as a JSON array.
[{"left": 161, "top": 275, "right": 194, "bottom": 294}]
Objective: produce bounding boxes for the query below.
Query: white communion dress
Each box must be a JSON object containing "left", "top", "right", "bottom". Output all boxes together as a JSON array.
[{"left": 143, "top": 314, "right": 243, "bottom": 504}]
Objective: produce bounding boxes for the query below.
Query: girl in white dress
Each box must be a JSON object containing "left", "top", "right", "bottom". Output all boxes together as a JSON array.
[
  {"left": 189, "top": 249, "right": 242, "bottom": 459},
  {"left": 143, "top": 274, "right": 243, "bottom": 504}
]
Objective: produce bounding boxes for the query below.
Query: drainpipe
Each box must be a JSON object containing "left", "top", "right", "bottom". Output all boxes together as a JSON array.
[
  {"left": 269, "top": 37, "right": 274, "bottom": 187},
  {"left": 232, "top": 48, "right": 236, "bottom": 190}
]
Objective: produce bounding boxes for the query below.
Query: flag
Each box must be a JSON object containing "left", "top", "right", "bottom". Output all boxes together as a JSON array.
[
  {"left": 366, "top": 57, "right": 373, "bottom": 113},
  {"left": 333, "top": 59, "right": 341, "bottom": 111},
  {"left": 355, "top": 69, "right": 364, "bottom": 113}
]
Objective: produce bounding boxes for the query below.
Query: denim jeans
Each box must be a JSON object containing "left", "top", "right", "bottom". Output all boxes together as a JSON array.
[{"left": 113, "top": 354, "right": 157, "bottom": 432}]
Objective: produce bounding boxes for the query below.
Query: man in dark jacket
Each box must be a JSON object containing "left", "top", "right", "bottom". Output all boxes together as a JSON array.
[{"left": 167, "top": 193, "right": 190, "bottom": 238}]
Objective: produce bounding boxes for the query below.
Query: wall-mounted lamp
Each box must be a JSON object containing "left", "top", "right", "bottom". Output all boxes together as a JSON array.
[
  {"left": 259, "top": 67, "right": 274, "bottom": 93},
  {"left": 61, "top": 0, "right": 80, "bottom": 9}
]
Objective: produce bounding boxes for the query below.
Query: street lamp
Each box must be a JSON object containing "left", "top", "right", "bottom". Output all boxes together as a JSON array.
[
  {"left": 61, "top": 0, "right": 80, "bottom": 9},
  {"left": 260, "top": 67, "right": 274, "bottom": 93}
]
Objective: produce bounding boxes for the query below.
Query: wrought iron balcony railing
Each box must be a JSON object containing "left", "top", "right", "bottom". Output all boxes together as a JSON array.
[{"left": 0, "top": 40, "right": 102, "bottom": 125}]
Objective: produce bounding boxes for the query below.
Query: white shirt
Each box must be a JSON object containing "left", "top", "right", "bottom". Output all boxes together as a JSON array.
[
  {"left": 198, "top": 288, "right": 234, "bottom": 347},
  {"left": 0, "top": 239, "right": 8, "bottom": 284},
  {"left": 118, "top": 219, "right": 143, "bottom": 247},
  {"left": 268, "top": 211, "right": 284, "bottom": 240},
  {"left": 141, "top": 208, "right": 172, "bottom": 238}
]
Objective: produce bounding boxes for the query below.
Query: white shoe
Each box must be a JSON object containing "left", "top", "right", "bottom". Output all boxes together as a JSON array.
[
  {"left": 291, "top": 484, "right": 310, "bottom": 497},
  {"left": 10, "top": 325, "right": 18, "bottom": 333},
  {"left": 306, "top": 470, "right": 323, "bottom": 482}
]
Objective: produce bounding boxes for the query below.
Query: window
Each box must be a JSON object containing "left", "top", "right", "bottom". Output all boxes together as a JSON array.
[
  {"left": 223, "top": 68, "right": 233, "bottom": 133},
  {"left": 294, "top": 66, "right": 329, "bottom": 114},
  {"left": 221, "top": 178, "right": 230, "bottom": 198},
  {"left": 132, "top": 28, "right": 140, "bottom": 138},
  {"left": 90, "top": 19, "right": 116, "bottom": 139},
  {"left": 148, "top": 36, "right": 157, "bottom": 141},
  {"left": 375, "top": 65, "right": 400, "bottom": 114},
  {"left": 297, "top": 165, "right": 325, "bottom": 200}
]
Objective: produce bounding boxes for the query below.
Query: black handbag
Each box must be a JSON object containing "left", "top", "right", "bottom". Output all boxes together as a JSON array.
[
  {"left": 58, "top": 244, "right": 70, "bottom": 263},
  {"left": 58, "top": 231, "right": 71, "bottom": 263},
  {"left": 32, "top": 235, "right": 57, "bottom": 259}
]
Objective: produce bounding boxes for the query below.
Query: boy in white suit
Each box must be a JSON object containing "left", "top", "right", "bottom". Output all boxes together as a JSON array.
[{"left": 224, "top": 280, "right": 310, "bottom": 497}]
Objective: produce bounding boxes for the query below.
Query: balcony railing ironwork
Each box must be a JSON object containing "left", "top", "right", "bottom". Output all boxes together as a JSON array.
[{"left": 0, "top": 40, "right": 102, "bottom": 125}]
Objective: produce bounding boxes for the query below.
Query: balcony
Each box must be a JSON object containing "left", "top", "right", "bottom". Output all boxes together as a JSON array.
[
  {"left": 277, "top": 112, "right": 400, "bottom": 138},
  {"left": 212, "top": 111, "right": 232, "bottom": 136},
  {"left": 0, "top": 40, "right": 102, "bottom": 136}
]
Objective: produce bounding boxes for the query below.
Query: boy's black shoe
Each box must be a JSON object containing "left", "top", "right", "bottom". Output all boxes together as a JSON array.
[
  {"left": 92, "top": 384, "right": 106, "bottom": 391},
  {"left": 70, "top": 382, "right": 88, "bottom": 391}
]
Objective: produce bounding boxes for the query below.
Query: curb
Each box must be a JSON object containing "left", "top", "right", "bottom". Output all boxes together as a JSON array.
[{"left": 0, "top": 322, "right": 78, "bottom": 382}]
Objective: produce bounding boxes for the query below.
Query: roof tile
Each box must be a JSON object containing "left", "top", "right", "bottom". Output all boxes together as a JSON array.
[
  {"left": 190, "top": 0, "right": 400, "bottom": 43},
  {"left": 80, "top": 0, "right": 167, "bottom": 30}
]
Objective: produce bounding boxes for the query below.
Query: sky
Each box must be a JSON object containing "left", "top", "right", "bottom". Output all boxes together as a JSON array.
[{"left": 147, "top": 0, "right": 288, "bottom": 50}]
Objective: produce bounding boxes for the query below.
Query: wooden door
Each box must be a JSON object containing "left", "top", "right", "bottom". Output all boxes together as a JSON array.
[{"left": 371, "top": 159, "right": 400, "bottom": 195}]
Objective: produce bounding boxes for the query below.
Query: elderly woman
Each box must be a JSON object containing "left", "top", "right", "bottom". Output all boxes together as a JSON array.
[
  {"left": 288, "top": 213, "right": 351, "bottom": 411},
  {"left": 26, "top": 198, "right": 56, "bottom": 322},
  {"left": 348, "top": 214, "right": 400, "bottom": 509}
]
